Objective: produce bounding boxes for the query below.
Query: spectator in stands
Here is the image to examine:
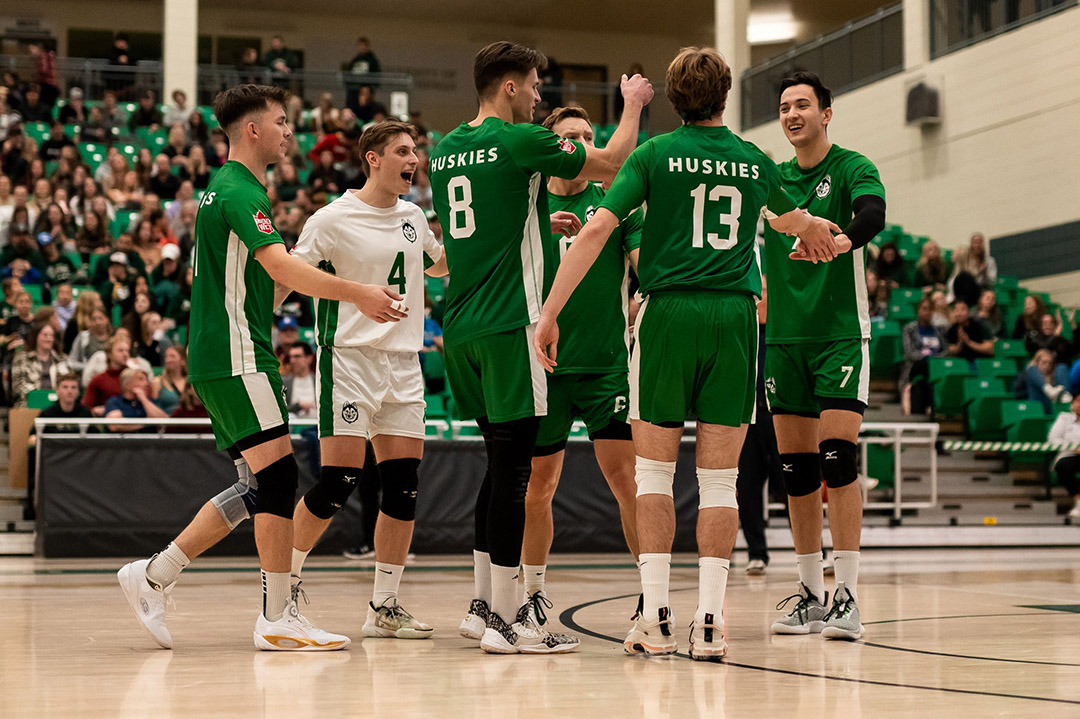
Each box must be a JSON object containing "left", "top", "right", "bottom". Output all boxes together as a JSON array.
[
  {"left": 207, "top": 130, "right": 229, "bottom": 168},
  {"left": 101, "top": 90, "right": 127, "bottom": 133},
  {"left": 1013, "top": 293, "right": 1049, "bottom": 341},
  {"left": 1027, "top": 348, "right": 1073, "bottom": 413},
  {"left": 134, "top": 147, "right": 154, "bottom": 187},
  {"left": 82, "top": 325, "right": 149, "bottom": 385},
  {"left": 177, "top": 145, "right": 210, "bottom": 189},
  {"left": 308, "top": 126, "right": 360, "bottom": 165},
  {"left": 71, "top": 177, "right": 107, "bottom": 226},
  {"left": 96, "top": 147, "right": 128, "bottom": 190},
  {"left": 311, "top": 93, "right": 341, "bottom": 135},
  {"left": 0, "top": 89, "right": 20, "bottom": 137},
  {"left": 58, "top": 87, "right": 87, "bottom": 126},
  {"left": 40, "top": 235, "right": 76, "bottom": 289},
  {"left": 80, "top": 105, "right": 109, "bottom": 144},
  {"left": 163, "top": 125, "right": 189, "bottom": 163},
  {"left": 20, "top": 84, "right": 51, "bottom": 123},
  {"left": 105, "top": 366, "right": 168, "bottom": 432},
  {"left": 0, "top": 277, "right": 22, "bottom": 320},
  {"left": 1, "top": 223, "right": 45, "bottom": 275},
  {"left": 345, "top": 36, "right": 382, "bottom": 111},
  {"left": 96, "top": 251, "right": 132, "bottom": 314},
  {"left": 27, "top": 41, "right": 58, "bottom": 109},
  {"left": 1048, "top": 395, "right": 1080, "bottom": 518},
  {"left": 187, "top": 109, "right": 210, "bottom": 147},
  {"left": 308, "top": 149, "right": 344, "bottom": 195},
  {"left": 38, "top": 119, "right": 73, "bottom": 164},
  {"left": 153, "top": 344, "right": 186, "bottom": 415},
  {"left": 263, "top": 35, "right": 295, "bottom": 87},
  {"left": 108, "top": 34, "right": 136, "bottom": 75},
  {"left": 163, "top": 90, "right": 190, "bottom": 129},
  {"left": 285, "top": 94, "right": 305, "bottom": 132},
  {"left": 272, "top": 159, "right": 301, "bottom": 202},
  {"left": 135, "top": 311, "right": 169, "bottom": 366},
  {"left": 121, "top": 289, "right": 152, "bottom": 340},
  {"left": 1, "top": 128, "right": 29, "bottom": 184},
  {"left": 3, "top": 289, "right": 34, "bottom": 350},
  {"left": 68, "top": 303, "right": 110, "bottom": 373},
  {"left": 31, "top": 372, "right": 93, "bottom": 434},
  {"left": 172, "top": 202, "right": 196, "bottom": 260},
  {"left": 82, "top": 334, "right": 130, "bottom": 415},
  {"left": 274, "top": 315, "right": 301, "bottom": 367},
  {"left": 946, "top": 299, "right": 994, "bottom": 365},
  {"left": 33, "top": 202, "right": 75, "bottom": 248},
  {"left": 901, "top": 297, "right": 948, "bottom": 415},
  {"left": 150, "top": 242, "right": 183, "bottom": 296},
  {"left": 283, "top": 341, "right": 316, "bottom": 418},
  {"left": 129, "top": 91, "right": 163, "bottom": 132},
  {"left": 164, "top": 264, "right": 191, "bottom": 328},
  {"left": 950, "top": 232, "right": 998, "bottom": 305},
  {"left": 422, "top": 292, "right": 444, "bottom": 354},
  {"left": 75, "top": 209, "right": 111, "bottom": 258},
  {"left": 1026, "top": 312, "right": 1072, "bottom": 359},
  {"left": 11, "top": 320, "right": 71, "bottom": 407},
  {"left": 914, "top": 239, "right": 950, "bottom": 291},
  {"left": 235, "top": 47, "right": 262, "bottom": 85},
  {"left": 108, "top": 170, "right": 142, "bottom": 210},
  {"left": 874, "top": 240, "right": 905, "bottom": 288},
  {"left": 52, "top": 283, "right": 74, "bottom": 332},
  {"left": 930, "top": 289, "right": 951, "bottom": 329},
  {"left": 148, "top": 153, "right": 180, "bottom": 200},
  {"left": 0, "top": 172, "right": 11, "bottom": 223},
  {"left": 169, "top": 381, "right": 208, "bottom": 424}
]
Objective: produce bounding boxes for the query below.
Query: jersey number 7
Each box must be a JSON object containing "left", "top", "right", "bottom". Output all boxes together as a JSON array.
[{"left": 690, "top": 184, "right": 742, "bottom": 250}]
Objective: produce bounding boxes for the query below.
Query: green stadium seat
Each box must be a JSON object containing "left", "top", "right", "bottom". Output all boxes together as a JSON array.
[
  {"left": 893, "top": 287, "right": 922, "bottom": 305},
  {"left": 110, "top": 209, "right": 138, "bottom": 238},
  {"left": 425, "top": 275, "right": 445, "bottom": 304},
  {"left": 45, "top": 160, "right": 58, "bottom": 177},
  {"left": 963, "top": 376, "right": 1013, "bottom": 439},
  {"left": 997, "top": 276, "right": 1020, "bottom": 290},
  {"left": 869, "top": 319, "right": 903, "bottom": 377},
  {"left": 997, "top": 340, "right": 1029, "bottom": 360},
  {"left": 422, "top": 351, "right": 446, "bottom": 383},
  {"left": 864, "top": 442, "right": 896, "bottom": 490},
  {"left": 975, "top": 357, "right": 1019, "bottom": 380},
  {"left": 1002, "top": 400, "right": 1051, "bottom": 439},
  {"left": 887, "top": 302, "right": 916, "bottom": 322},
  {"left": 425, "top": 392, "right": 448, "bottom": 420},
  {"left": 25, "top": 122, "right": 49, "bottom": 144},
  {"left": 26, "top": 389, "right": 58, "bottom": 410},
  {"left": 24, "top": 284, "right": 44, "bottom": 306},
  {"left": 300, "top": 327, "right": 316, "bottom": 345},
  {"left": 295, "top": 133, "right": 317, "bottom": 156},
  {"left": 63, "top": 124, "right": 80, "bottom": 140},
  {"left": 928, "top": 357, "right": 972, "bottom": 415}
]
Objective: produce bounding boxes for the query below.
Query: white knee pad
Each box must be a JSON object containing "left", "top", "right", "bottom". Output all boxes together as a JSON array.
[
  {"left": 635, "top": 456, "right": 676, "bottom": 498},
  {"left": 698, "top": 467, "right": 738, "bottom": 509}
]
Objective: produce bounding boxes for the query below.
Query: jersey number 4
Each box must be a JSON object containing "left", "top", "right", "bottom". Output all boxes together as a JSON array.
[
  {"left": 387, "top": 251, "right": 406, "bottom": 295},
  {"left": 690, "top": 184, "right": 741, "bottom": 250}
]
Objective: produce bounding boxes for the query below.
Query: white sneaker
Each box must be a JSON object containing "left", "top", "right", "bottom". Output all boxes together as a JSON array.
[
  {"left": 624, "top": 606, "right": 677, "bottom": 655},
  {"left": 689, "top": 613, "right": 727, "bottom": 661},
  {"left": 459, "top": 598, "right": 490, "bottom": 640},
  {"left": 363, "top": 599, "right": 434, "bottom": 639},
  {"left": 821, "top": 583, "right": 865, "bottom": 640},
  {"left": 480, "top": 595, "right": 579, "bottom": 654},
  {"left": 253, "top": 601, "right": 350, "bottom": 651},
  {"left": 118, "top": 558, "right": 173, "bottom": 649},
  {"left": 1068, "top": 502, "right": 1080, "bottom": 519},
  {"left": 745, "top": 559, "right": 767, "bottom": 576}
]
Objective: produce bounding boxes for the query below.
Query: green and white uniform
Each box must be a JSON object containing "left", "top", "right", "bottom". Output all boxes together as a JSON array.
[
  {"left": 536, "top": 183, "right": 642, "bottom": 448},
  {"left": 290, "top": 192, "right": 444, "bottom": 439},
  {"left": 188, "top": 161, "right": 288, "bottom": 449},
  {"left": 763, "top": 144, "right": 885, "bottom": 415},
  {"left": 429, "top": 118, "right": 586, "bottom": 422},
  {"left": 599, "top": 124, "right": 797, "bottom": 427}
]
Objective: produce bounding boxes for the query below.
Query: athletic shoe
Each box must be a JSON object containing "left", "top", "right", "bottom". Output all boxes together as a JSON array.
[
  {"left": 479, "top": 594, "right": 579, "bottom": 654},
  {"left": 459, "top": 598, "right": 490, "bottom": 640},
  {"left": 688, "top": 613, "right": 727, "bottom": 661},
  {"left": 343, "top": 544, "right": 375, "bottom": 560},
  {"left": 117, "top": 558, "right": 174, "bottom": 649},
  {"left": 821, "top": 582, "right": 864, "bottom": 640},
  {"left": 746, "top": 559, "right": 767, "bottom": 576},
  {"left": 624, "top": 606, "right": 677, "bottom": 655},
  {"left": 363, "top": 599, "right": 434, "bottom": 639},
  {"left": 253, "top": 601, "right": 351, "bottom": 651},
  {"left": 1068, "top": 502, "right": 1080, "bottom": 519},
  {"left": 771, "top": 583, "right": 828, "bottom": 635}
]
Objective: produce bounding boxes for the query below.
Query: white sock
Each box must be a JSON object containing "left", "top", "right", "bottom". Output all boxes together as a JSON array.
[
  {"left": 796, "top": 552, "right": 826, "bottom": 603},
  {"left": 832, "top": 550, "right": 860, "bottom": 602},
  {"left": 522, "top": 563, "right": 546, "bottom": 600},
  {"left": 473, "top": 550, "right": 491, "bottom": 605},
  {"left": 490, "top": 563, "right": 520, "bottom": 623},
  {"left": 145, "top": 542, "right": 189, "bottom": 588},
  {"left": 372, "top": 562, "right": 404, "bottom": 607},
  {"left": 639, "top": 553, "right": 671, "bottom": 618},
  {"left": 261, "top": 570, "right": 292, "bottom": 622},
  {"left": 291, "top": 547, "right": 311, "bottom": 584},
  {"left": 696, "top": 557, "right": 730, "bottom": 624}
]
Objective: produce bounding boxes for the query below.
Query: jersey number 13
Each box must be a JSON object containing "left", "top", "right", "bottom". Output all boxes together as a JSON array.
[{"left": 690, "top": 184, "right": 742, "bottom": 250}]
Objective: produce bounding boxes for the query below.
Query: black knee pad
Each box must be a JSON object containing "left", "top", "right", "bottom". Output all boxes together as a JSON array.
[
  {"left": 780, "top": 452, "right": 821, "bottom": 497},
  {"left": 378, "top": 458, "right": 421, "bottom": 522},
  {"left": 820, "top": 439, "right": 859, "bottom": 489},
  {"left": 304, "top": 466, "right": 361, "bottom": 520},
  {"left": 254, "top": 454, "right": 299, "bottom": 519}
]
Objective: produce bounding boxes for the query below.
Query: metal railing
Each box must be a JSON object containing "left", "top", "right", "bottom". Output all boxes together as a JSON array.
[
  {"left": 930, "top": 0, "right": 1076, "bottom": 58},
  {"left": 740, "top": 4, "right": 904, "bottom": 130}
]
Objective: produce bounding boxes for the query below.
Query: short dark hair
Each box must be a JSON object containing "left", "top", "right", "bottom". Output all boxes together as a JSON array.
[
  {"left": 542, "top": 105, "right": 591, "bottom": 131},
  {"left": 288, "top": 342, "right": 313, "bottom": 357},
  {"left": 213, "top": 84, "right": 289, "bottom": 134},
  {"left": 56, "top": 372, "right": 80, "bottom": 387},
  {"left": 358, "top": 120, "right": 418, "bottom": 176},
  {"left": 473, "top": 41, "right": 546, "bottom": 99},
  {"left": 778, "top": 71, "right": 833, "bottom": 110}
]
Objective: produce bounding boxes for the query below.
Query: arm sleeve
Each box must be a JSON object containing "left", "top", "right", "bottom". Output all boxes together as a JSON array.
[
  {"left": 502, "top": 124, "right": 587, "bottom": 180},
  {"left": 620, "top": 206, "right": 645, "bottom": 253},
  {"left": 598, "top": 145, "right": 650, "bottom": 222},
  {"left": 420, "top": 210, "right": 444, "bottom": 269},
  {"left": 220, "top": 191, "right": 284, "bottom": 255},
  {"left": 843, "top": 194, "right": 887, "bottom": 250}
]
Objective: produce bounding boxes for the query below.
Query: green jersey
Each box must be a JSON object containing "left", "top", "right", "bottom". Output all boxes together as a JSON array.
[
  {"left": 600, "top": 124, "right": 796, "bottom": 298},
  {"left": 188, "top": 161, "right": 284, "bottom": 381},
  {"left": 548, "top": 183, "right": 643, "bottom": 374},
  {"left": 429, "top": 118, "right": 586, "bottom": 346},
  {"left": 764, "top": 144, "right": 885, "bottom": 344}
]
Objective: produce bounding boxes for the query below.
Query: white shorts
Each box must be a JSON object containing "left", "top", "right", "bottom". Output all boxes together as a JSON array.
[{"left": 315, "top": 345, "right": 426, "bottom": 440}]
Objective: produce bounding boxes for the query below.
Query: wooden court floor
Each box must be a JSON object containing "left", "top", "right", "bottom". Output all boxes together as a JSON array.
[{"left": 2, "top": 548, "right": 1079, "bottom": 718}]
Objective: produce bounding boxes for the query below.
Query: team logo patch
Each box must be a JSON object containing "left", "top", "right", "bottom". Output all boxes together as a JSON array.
[
  {"left": 815, "top": 175, "right": 832, "bottom": 199},
  {"left": 765, "top": 377, "right": 777, "bottom": 395},
  {"left": 558, "top": 138, "right": 577, "bottom": 155},
  {"left": 342, "top": 402, "right": 359, "bottom": 424},
  {"left": 585, "top": 206, "right": 596, "bottom": 222},
  {"left": 402, "top": 219, "right": 417, "bottom": 243},
  {"left": 253, "top": 210, "right": 274, "bottom": 234}
]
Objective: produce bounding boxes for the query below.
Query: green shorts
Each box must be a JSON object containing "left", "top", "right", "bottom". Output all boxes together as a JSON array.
[
  {"left": 630, "top": 291, "right": 757, "bottom": 427},
  {"left": 535, "top": 371, "right": 630, "bottom": 449},
  {"left": 192, "top": 371, "right": 289, "bottom": 450},
  {"left": 764, "top": 338, "right": 870, "bottom": 416},
  {"left": 444, "top": 324, "right": 546, "bottom": 423}
]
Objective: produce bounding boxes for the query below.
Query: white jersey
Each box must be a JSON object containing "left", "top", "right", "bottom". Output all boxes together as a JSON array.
[{"left": 291, "top": 192, "right": 443, "bottom": 352}]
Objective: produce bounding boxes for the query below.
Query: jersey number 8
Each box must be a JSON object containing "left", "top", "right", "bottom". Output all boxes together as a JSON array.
[
  {"left": 690, "top": 183, "right": 741, "bottom": 250},
  {"left": 447, "top": 176, "right": 476, "bottom": 239}
]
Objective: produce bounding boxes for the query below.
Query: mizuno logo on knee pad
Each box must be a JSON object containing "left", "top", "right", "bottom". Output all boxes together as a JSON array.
[{"left": 825, "top": 452, "right": 838, "bottom": 460}]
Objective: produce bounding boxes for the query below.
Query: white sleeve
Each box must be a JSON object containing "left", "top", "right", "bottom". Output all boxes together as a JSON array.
[
  {"left": 291, "top": 208, "right": 332, "bottom": 268},
  {"left": 419, "top": 209, "right": 444, "bottom": 265},
  {"left": 1047, "top": 413, "right": 1068, "bottom": 444}
]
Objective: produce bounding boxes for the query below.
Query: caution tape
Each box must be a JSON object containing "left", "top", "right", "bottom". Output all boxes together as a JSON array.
[{"left": 941, "top": 441, "right": 1080, "bottom": 452}]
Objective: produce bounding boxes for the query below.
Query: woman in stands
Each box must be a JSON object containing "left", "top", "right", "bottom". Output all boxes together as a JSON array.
[
  {"left": 975, "top": 289, "right": 1005, "bottom": 338},
  {"left": 153, "top": 344, "right": 187, "bottom": 415},
  {"left": 134, "top": 148, "right": 154, "bottom": 188},
  {"left": 901, "top": 297, "right": 948, "bottom": 415},
  {"left": 1048, "top": 395, "right": 1080, "bottom": 519},
  {"left": 874, "top": 241, "right": 905, "bottom": 288},
  {"left": 75, "top": 210, "right": 111, "bottom": 260},
  {"left": 1026, "top": 349, "right": 1073, "bottom": 413},
  {"left": 11, "top": 320, "right": 72, "bottom": 408},
  {"left": 1025, "top": 312, "right": 1071, "bottom": 359},
  {"left": 1013, "top": 293, "right": 1048, "bottom": 341},
  {"left": 914, "top": 240, "right": 950, "bottom": 291},
  {"left": 67, "top": 303, "right": 111, "bottom": 375},
  {"left": 135, "top": 312, "right": 169, "bottom": 367}
]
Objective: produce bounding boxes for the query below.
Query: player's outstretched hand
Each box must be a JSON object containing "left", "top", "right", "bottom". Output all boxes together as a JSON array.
[
  {"left": 550, "top": 211, "right": 582, "bottom": 238},
  {"left": 790, "top": 232, "right": 852, "bottom": 262},
  {"left": 794, "top": 213, "right": 843, "bottom": 263},
  {"left": 621, "top": 73, "right": 654, "bottom": 108},
  {"left": 533, "top": 313, "right": 560, "bottom": 373},
  {"left": 353, "top": 284, "right": 408, "bottom": 323}
]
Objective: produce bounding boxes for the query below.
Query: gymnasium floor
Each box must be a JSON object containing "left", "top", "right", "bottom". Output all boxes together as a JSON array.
[{"left": 2, "top": 549, "right": 1078, "bottom": 718}]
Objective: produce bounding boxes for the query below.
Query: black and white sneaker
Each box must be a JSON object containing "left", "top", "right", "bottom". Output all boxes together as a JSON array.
[
  {"left": 689, "top": 612, "right": 727, "bottom": 661},
  {"left": 479, "top": 594, "right": 579, "bottom": 654},
  {"left": 459, "top": 598, "right": 490, "bottom": 640},
  {"left": 624, "top": 605, "right": 677, "bottom": 655}
]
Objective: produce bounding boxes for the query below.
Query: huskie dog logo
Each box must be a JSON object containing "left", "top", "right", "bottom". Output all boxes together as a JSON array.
[
  {"left": 815, "top": 174, "right": 832, "bottom": 199},
  {"left": 402, "top": 219, "right": 417, "bottom": 242},
  {"left": 342, "top": 402, "right": 359, "bottom": 423}
]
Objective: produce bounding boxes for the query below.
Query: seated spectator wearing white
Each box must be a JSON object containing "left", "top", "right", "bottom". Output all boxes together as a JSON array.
[
  {"left": 949, "top": 232, "right": 998, "bottom": 306},
  {"left": 946, "top": 299, "right": 994, "bottom": 366},
  {"left": 901, "top": 297, "right": 948, "bottom": 416},
  {"left": 282, "top": 341, "right": 316, "bottom": 418},
  {"left": 162, "top": 89, "right": 190, "bottom": 130},
  {"left": 1026, "top": 312, "right": 1072, "bottom": 359},
  {"left": 153, "top": 344, "right": 186, "bottom": 415},
  {"left": 11, "top": 321, "right": 72, "bottom": 407},
  {"left": 930, "top": 289, "right": 951, "bottom": 330},
  {"left": 51, "top": 283, "right": 75, "bottom": 333},
  {"left": 82, "top": 326, "right": 151, "bottom": 387},
  {"left": 1048, "top": 395, "right": 1080, "bottom": 518},
  {"left": 105, "top": 366, "right": 168, "bottom": 432},
  {"left": 1026, "top": 349, "right": 1073, "bottom": 414}
]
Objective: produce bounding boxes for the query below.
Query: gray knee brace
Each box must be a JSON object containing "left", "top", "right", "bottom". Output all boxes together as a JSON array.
[{"left": 212, "top": 458, "right": 260, "bottom": 530}]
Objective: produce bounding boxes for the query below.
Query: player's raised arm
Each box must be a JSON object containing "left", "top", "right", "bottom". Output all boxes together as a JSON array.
[{"left": 575, "top": 74, "right": 654, "bottom": 184}]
